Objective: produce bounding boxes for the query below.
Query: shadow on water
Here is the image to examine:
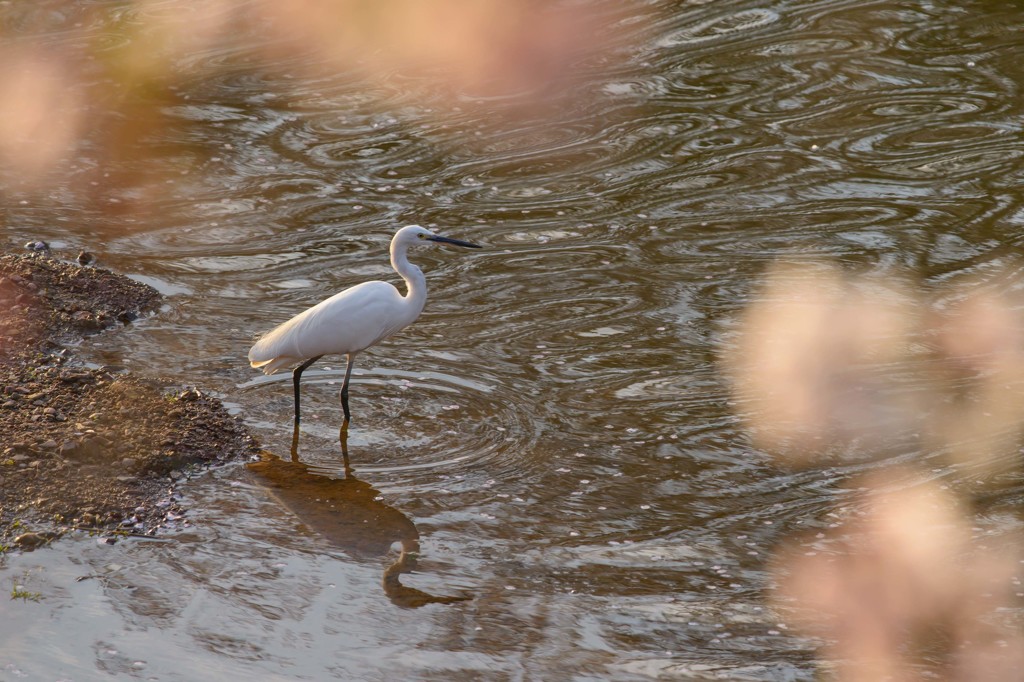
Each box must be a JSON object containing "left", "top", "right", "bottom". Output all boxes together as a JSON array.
[{"left": 247, "top": 424, "right": 469, "bottom": 609}]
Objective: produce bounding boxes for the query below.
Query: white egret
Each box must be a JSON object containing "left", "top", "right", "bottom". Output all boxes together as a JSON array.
[{"left": 248, "top": 225, "right": 481, "bottom": 427}]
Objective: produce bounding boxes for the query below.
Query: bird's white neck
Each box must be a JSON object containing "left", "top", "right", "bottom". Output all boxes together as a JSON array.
[{"left": 390, "top": 240, "right": 428, "bottom": 310}]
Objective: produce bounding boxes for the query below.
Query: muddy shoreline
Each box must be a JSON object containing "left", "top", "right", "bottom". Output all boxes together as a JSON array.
[{"left": 0, "top": 249, "right": 259, "bottom": 549}]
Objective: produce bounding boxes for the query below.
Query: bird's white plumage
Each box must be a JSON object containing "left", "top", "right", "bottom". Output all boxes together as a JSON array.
[{"left": 248, "top": 280, "right": 419, "bottom": 374}]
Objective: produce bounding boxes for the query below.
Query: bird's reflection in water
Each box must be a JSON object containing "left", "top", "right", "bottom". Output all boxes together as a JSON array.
[{"left": 247, "top": 424, "right": 468, "bottom": 608}]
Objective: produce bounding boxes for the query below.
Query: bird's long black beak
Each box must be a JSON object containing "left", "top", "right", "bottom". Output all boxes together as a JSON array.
[{"left": 428, "top": 235, "right": 482, "bottom": 249}]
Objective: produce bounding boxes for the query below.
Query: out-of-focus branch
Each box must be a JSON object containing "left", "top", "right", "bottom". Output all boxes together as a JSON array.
[{"left": 726, "top": 261, "right": 1024, "bottom": 680}]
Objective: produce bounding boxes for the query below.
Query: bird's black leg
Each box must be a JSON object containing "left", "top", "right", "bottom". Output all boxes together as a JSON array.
[
  {"left": 290, "top": 420, "right": 301, "bottom": 462},
  {"left": 340, "top": 354, "right": 354, "bottom": 425},
  {"left": 292, "top": 354, "right": 323, "bottom": 427},
  {"left": 338, "top": 422, "right": 352, "bottom": 477}
]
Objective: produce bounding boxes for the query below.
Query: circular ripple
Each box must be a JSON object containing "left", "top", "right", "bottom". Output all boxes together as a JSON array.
[
  {"left": 842, "top": 120, "right": 1021, "bottom": 180},
  {"left": 241, "top": 364, "right": 542, "bottom": 485},
  {"left": 658, "top": 9, "right": 780, "bottom": 47}
]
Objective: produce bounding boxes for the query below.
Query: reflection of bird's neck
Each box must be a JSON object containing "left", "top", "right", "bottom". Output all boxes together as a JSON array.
[
  {"left": 390, "top": 242, "right": 427, "bottom": 310},
  {"left": 383, "top": 537, "right": 421, "bottom": 587},
  {"left": 381, "top": 537, "right": 468, "bottom": 608}
]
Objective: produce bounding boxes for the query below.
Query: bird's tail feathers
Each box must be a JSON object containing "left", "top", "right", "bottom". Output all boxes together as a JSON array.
[{"left": 249, "top": 355, "right": 298, "bottom": 375}]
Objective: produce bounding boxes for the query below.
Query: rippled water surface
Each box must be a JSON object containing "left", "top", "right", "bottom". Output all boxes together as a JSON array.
[{"left": 3, "top": 1, "right": 1024, "bottom": 679}]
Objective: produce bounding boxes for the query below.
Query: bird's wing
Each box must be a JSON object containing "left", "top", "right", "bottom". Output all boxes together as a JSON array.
[{"left": 248, "top": 281, "right": 406, "bottom": 371}]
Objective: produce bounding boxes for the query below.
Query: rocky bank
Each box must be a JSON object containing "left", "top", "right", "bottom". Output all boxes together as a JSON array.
[{"left": 0, "top": 250, "right": 259, "bottom": 550}]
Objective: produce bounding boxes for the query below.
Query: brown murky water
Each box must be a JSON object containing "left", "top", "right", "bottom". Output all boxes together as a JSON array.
[{"left": 2, "top": 1, "right": 1024, "bottom": 679}]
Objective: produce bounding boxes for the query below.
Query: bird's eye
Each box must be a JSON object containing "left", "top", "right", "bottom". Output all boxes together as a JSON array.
[{"left": 417, "top": 233, "right": 425, "bottom": 239}]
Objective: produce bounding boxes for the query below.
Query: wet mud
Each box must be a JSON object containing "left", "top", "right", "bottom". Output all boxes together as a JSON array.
[{"left": 0, "top": 250, "right": 259, "bottom": 548}]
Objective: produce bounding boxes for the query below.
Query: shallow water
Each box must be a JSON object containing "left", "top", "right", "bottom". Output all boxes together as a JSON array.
[{"left": 2, "top": 0, "right": 1024, "bottom": 679}]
